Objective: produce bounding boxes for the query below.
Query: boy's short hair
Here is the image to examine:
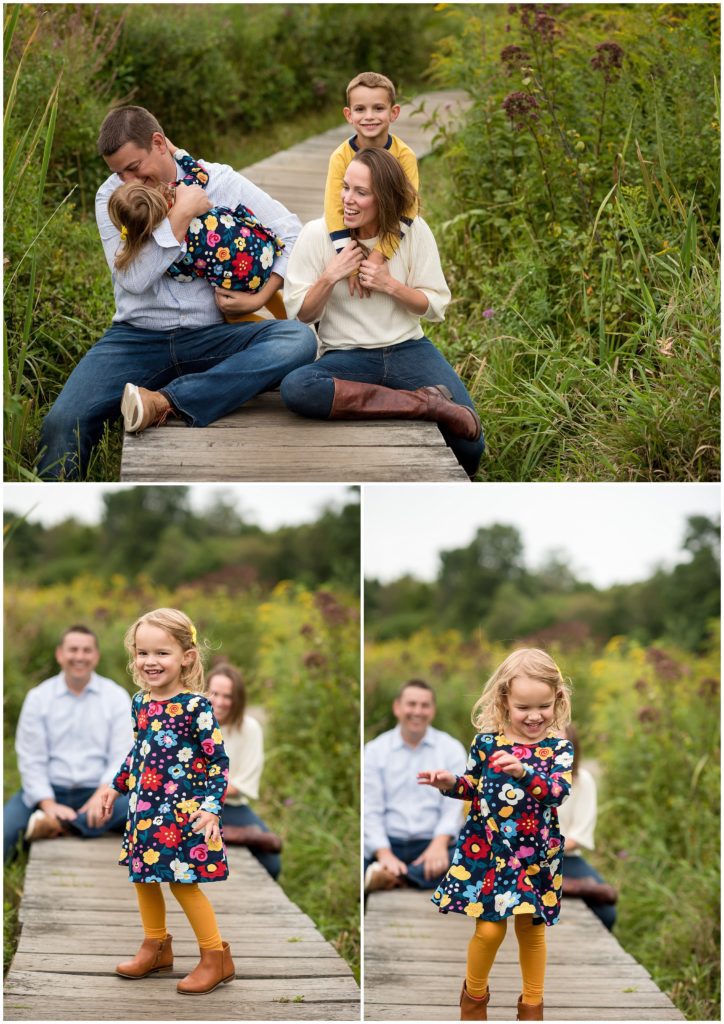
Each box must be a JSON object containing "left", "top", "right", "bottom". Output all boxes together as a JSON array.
[
  {"left": 346, "top": 72, "right": 396, "bottom": 106},
  {"left": 97, "top": 105, "right": 164, "bottom": 157}
]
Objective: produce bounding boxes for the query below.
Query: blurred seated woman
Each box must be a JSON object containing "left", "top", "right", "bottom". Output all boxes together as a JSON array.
[
  {"left": 558, "top": 723, "right": 617, "bottom": 930},
  {"left": 280, "top": 147, "right": 484, "bottom": 478},
  {"left": 207, "top": 663, "right": 281, "bottom": 879}
]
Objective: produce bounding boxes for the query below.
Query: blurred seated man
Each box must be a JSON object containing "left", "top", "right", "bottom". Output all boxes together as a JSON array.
[
  {"left": 364, "top": 679, "right": 466, "bottom": 893},
  {"left": 4, "top": 625, "right": 132, "bottom": 862}
]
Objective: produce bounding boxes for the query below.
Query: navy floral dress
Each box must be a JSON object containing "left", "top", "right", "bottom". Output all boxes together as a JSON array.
[
  {"left": 166, "top": 151, "right": 285, "bottom": 292},
  {"left": 112, "top": 690, "right": 229, "bottom": 884},
  {"left": 432, "top": 733, "right": 573, "bottom": 925}
]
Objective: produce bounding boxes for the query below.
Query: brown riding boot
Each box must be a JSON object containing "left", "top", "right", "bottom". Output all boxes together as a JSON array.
[
  {"left": 177, "top": 941, "right": 235, "bottom": 995},
  {"left": 222, "top": 824, "right": 282, "bottom": 853},
  {"left": 116, "top": 934, "right": 173, "bottom": 979},
  {"left": 329, "top": 379, "right": 481, "bottom": 441},
  {"left": 516, "top": 995, "right": 544, "bottom": 1020},
  {"left": 121, "top": 383, "right": 176, "bottom": 433},
  {"left": 563, "top": 875, "right": 618, "bottom": 904},
  {"left": 460, "top": 981, "right": 490, "bottom": 1020}
]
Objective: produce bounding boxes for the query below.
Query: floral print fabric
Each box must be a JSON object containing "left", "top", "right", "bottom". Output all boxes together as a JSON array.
[
  {"left": 166, "top": 152, "right": 285, "bottom": 292},
  {"left": 432, "top": 733, "right": 573, "bottom": 925},
  {"left": 112, "top": 690, "right": 229, "bottom": 884}
]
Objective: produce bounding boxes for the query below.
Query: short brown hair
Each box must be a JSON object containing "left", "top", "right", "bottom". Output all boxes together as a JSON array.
[
  {"left": 206, "top": 662, "right": 247, "bottom": 729},
  {"left": 107, "top": 182, "right": 170, "bottom": 271},
  {"left": 397, "top": 678, "right": 436, "bottom": 702},
  {"left": 346, "top": 72, "right": 396, "bottom": 106},
  {"left": 349, "top": 147, "right": 418, "bottom": 255},
  {"left": 58, "top": 624, "right": 98, "bottom": 647},
  {"left": 97, "top": 105, "right": 164, "bottom": 157}
]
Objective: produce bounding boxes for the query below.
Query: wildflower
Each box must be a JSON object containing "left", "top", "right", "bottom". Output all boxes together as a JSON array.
[
  {"left": 500, "top": 44, "right": 530, "bottom": 72},
  {"left": 591, "top": 41, "right": 624, "bottom": 83},
  {"left": 483, "top": 308, "right": 495, "bottom": 319},
  {"left": 502, "top": 91, "right": 540, "bottom": 132}
]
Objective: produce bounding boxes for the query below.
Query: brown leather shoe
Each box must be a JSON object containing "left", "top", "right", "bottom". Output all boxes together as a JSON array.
[
  {"left": 517, "top": 995, "right": 544, "bottom": 1020},
  {"left": 121, "top": 383, "right": 175, "bottom": 433},
  {"left": 460, "top": 981, "right": 490, "bottom": 1020},
  {"left": 364, "top": 862, "right": 402, "bottom": 894},
  {"left": 116, "top": 934, "right": 173, "bottom": 979},
  {"left": 177, "top": 941, "right": 235, "bottom": 995},
  {"left": 329, "top": 378, "right": 481, "bottom": 441},
  {"left": 24, "top": 810, "right": 64, "bottom": 842},
  {"left": 563, "top": 875, "right": 618, "bottom": 904},
  {"left": 222, "top": 824, "right": 282, "bottom": 853}
]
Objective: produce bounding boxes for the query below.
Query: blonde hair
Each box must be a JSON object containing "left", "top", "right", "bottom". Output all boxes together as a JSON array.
[
  {"left": 107, "top": 181, "right": 172, "bottom": 272},
  {"left": 346, "top": 71, "right": 396, "bottom": 106},
  {"left": 124, "top": 607, "right": 205, "bottom": 693},
  {"left": 472, "top": 648, "right": 572, "bottom": 734}
]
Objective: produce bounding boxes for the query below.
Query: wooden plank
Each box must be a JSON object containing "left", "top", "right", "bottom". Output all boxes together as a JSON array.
[
  {"left": 363, "top": 887, "right": 684, "bottom": 1021},
  {"left": 5, "top": 837, "right": 359, "bottom": 1021}
]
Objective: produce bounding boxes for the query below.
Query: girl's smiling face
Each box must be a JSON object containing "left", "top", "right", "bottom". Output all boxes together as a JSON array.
[
  {"left": 134, "top": 622, "right": 194, "bottom": 700},
  {"left": 505, "top": 675, "right": 557, "bottom": 744}
]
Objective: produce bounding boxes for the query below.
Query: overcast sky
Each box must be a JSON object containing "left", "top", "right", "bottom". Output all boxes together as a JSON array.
[
  {"left": 362, "top": 483, "right": 720, "bottom": 588},
  {"left": 3, "top": 483, "right": 357, "bottom": 531}
]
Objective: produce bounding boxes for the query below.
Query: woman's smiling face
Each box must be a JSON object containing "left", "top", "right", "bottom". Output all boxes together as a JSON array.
[{"left": 341, "top": 160, "right": 379, "bottom": 238}]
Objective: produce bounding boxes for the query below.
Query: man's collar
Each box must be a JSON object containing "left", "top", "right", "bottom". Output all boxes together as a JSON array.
[
  {"left": 392, "top": 723, "right": 434, "bottom": 749},
  {"left": 55, "top": 671, "right": 99, "bottom": 696}
]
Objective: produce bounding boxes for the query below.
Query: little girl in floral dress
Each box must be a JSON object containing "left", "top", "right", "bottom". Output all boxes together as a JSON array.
[
  {"left": 101, "top": 607, "right": 233, "bottom": 995},
  {"left": 418, "top": 648, "right": 574, "bottom": 1022}
]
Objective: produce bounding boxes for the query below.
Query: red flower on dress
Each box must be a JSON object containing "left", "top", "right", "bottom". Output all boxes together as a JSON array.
[
  {"left": 232, "top": 251, "right": 253, "bottom": 278},
  {"left": 462, "top": 834, "right": 490, "bottom": 860},
  {"left": 141, "top": 767, "right": 163, "bottom": 791},
  {"left": 115, "top": 770, "right": 130, "bottom": 790},
  {"left": 517, "top": 812, "right": 539, "bottom": 835},
  {"left": 201, "top": 738, "right": 215, "bottom": 756},
  {"left": 197, "top": 862, "right": 228, "bottom": 879},
  {"left": 481, "top": 868, "right": 496, "bottom": 894},
  {"left": 153, "top": 823, "right": 182, "bottom": 848},
  {"left": 528, "top": 775, "right": 549, "bottom": 798},
  {"left": 137, "top": 710, "right": 148, "bottom": 730},
  {"left": 191, "top": 757, "right": 205, "bottom": 773}
]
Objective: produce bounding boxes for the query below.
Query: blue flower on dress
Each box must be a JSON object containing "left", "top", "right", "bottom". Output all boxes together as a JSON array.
[
  {"left": 155, "top": 729, "right": 178, "bottom": 748},
  {"left": 501, "top": 819, "right": 519, "bottom": 839},
  {"left": 462, "top": 881, "right": 483, "bottom": 901},
  {"left": 169, "top": 764, "right": 185, "bottom": 779}
]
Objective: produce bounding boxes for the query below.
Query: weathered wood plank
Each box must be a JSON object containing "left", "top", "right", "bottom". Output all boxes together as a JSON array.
[
  {"left": 363, "top": 887, "right": 683, "bottom": 1021},
  {"left": 5, "top": 837, "right": 359, "bottom": 1021}
]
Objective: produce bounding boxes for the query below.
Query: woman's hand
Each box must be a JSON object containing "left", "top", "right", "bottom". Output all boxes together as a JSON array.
[
  {"left": 99, "top": 788, "right": 120, "bottom": 823},
  {"left": 417, "top": 769, "right": 456, "bottom": 791},
  {"left": 189, "top": 808, "right": 221, "bottom": 845},
  {"left": 489, "top": 751, "right": 526, "bottom": 779},
  {"left": 325, "top": 241, "right": 365, "bottom": 286},
  {"left": 358, "top": 253, "right": 391, "bottom": 294}
]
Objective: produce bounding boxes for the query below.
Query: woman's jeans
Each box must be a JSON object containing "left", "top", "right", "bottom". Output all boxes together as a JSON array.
[
  {"left": 562, "top": 854, "right": 617, "bottom": 931},
  {"left": 223, "top": 803, "right": 281, "bottom": 879},
  {"left": 280, "top": 337, "right": 485, "bottom": 478},
  {"left": 37, "top": 318, "right": 317, "bottom": 479}
]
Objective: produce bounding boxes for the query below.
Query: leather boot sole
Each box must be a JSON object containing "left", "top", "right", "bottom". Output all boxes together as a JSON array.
[
  {"left": 116, "top": 965, "right": 173, "bottom": 979},
  {"left": 121, "top": 384, "right": 144, "bottom": 433},
  {"left": 177, "top": 972, "right": 235, "bottom": 995}
]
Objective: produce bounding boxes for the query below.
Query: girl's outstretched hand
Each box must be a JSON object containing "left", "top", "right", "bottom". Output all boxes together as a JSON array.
[
  {"left": 489, "top": 750, "right": 525, "bottom": 779},
  {"left": 99, "top": 788, "right": 119, "bottom": 823},
  {"left": 189, "top": 809, "right": 221, "bottom": 845},
  {"left": 417, "top": 769, "right": 456, "bottom": 791}
]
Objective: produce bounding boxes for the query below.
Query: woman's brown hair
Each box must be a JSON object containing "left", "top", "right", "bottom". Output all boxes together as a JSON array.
[
  {"left": 206, "top": 662, "right": 247, "bottom": 730},
  {"left": 349, "top": 148, "right": 419, "bottom": 256},
  {"left": 107, "top": 182, "right": 170, "bottom": 272}
]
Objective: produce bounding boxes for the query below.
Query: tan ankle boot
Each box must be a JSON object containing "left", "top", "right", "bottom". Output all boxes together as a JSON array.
[
  {"left": 177, "top": 941, "right": 235, "bottom": 995},
  {"left": 517, "top": 995, "right": 544, "bottom": 1020},
  {"left": 121, "top": 383, "right": 175, "bottom": 433},
  {"left": 329, "top": 379, "right": 481, "bottom": 441},
  {"left": 116, "top": 934, "right": 173, "bottom": 978},
  {"left": 460, "top": 981, "right": 490, "bottom": 1020}
]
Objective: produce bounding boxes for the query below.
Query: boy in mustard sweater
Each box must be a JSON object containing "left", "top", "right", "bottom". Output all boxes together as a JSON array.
[{"left": 323, "top": 72, "right": 419, "bottom": 282}]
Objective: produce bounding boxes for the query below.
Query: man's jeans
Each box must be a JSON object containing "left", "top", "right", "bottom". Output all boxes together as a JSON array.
[
  {"left": 4, "top": 786, "right": 129, "bottom": 862},
  {"left": 364, "top": 836, "right": 456, "bottom": 890},
  {"left": 280, "top": 337, "right": 485, "bottom": 477},
  {"left": 37, "top": 318, "right": 317, "bottom": 479}
]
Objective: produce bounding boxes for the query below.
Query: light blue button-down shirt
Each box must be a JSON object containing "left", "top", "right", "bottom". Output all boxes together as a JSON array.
[
  {"left": 95, "top": 153, "right": 302, "bottom": 330},
  {"left": 15, "top": 672, "right": 134, "bottom": 809},
  {"left": 364, "top": 724, "right": 467, "bottom": 859}
]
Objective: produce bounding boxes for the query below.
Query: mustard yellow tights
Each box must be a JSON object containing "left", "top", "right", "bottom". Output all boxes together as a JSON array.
[
  {"left": 134, "top": 882, "right": 223, "bottom": 950},
  {"left": 466, "top": 915, "right": 546, "bottom": 1004}
]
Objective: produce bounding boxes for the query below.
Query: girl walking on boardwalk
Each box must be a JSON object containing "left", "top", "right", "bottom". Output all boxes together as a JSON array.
[
  {"left": 101, "top": 608, "right": 234, "bottom": 995},
  {"left": 418, "top": 649, "right": 573, "bottom": 1021}
]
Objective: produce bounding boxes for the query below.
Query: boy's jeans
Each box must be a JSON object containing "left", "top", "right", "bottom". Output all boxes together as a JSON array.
[
  {"left": 37, "top": 318, "right": 317, "bottom": 479},
  {"left": 280, "top": 337, "right": 485, "bottom": 478}
]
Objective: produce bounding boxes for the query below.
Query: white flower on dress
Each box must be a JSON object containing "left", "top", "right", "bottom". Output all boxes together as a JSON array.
[
  {"left": 189, "top": 218, "right": 203, "bottom": 234},
  {"left": 197, "top": 711, "right": 213, "bottom": 731},
  {"left": 495, "top": 891, "right": 520, "bottom": 915},
  {"left": 556, "top": 751, "right": 574, "bottom": 769},
  {"left": 499, "top": 783, "right": 525, "bottom": 805},
  {"left": 220, "top": 214, "right": 235, "bottom": 228},
  {"left": 177, "top": 746, "right": 193, "bottom": 763},
  {"left": 260, "top": 245, "right": 274, "bottom": 269},
  {"left": 129, "top": 792, "right": 138, "bottom": 813}
]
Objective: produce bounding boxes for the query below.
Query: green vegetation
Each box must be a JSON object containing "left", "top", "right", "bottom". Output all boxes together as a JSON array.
[{"left": 3, "top": 494, "right": 360, "bottom": 977}]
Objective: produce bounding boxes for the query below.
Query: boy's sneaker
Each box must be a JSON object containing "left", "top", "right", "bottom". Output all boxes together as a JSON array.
[
  {"left": 24, "top": 810, "right": 64, "bottom": 842},
  {"left": 121, "top": 383, "right": 175, "bottom": 433}
]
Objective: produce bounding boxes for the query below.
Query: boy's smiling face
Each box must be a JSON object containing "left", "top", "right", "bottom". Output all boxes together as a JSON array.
[{"left": 344, "top": 85, "right": 400, "bottom": 147}]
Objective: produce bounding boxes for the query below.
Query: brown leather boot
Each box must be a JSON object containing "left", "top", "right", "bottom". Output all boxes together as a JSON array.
[
  {"left": 121, "top": 383, "right": 175, "bottom": 433},
  {"left": 116, "top": 934, "right": 173, "bottom": 979},
  {"left": 222, "top": 824, "right": 282, "bottom": 853},
  {"left": 460, "top": 981, "right": 490, "bottom": 1020},
  {"left": 563, "top": 875, "right": 618, "bottom": 904},
  {"left": 329, "top": 379, "right": 481, "bottom": 441},
  {"left": 176, "top": 941, "right": 235, "bottom": 995},
  {"left": 516, "top": 995, "right": 544, "bottom": 1020}
]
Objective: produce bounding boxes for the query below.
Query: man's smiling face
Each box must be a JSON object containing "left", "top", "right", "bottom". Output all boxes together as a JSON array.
[{"left": 104, "top": 132, "right": 174, "bottom": 186}]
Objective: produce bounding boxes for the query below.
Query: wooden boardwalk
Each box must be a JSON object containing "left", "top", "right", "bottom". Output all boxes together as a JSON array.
[
  {"left": 363, "top": 888, "right": 684, "bottom": 1021},
  {"left": 119, "top": 90, "right": 473, "bottom": 483},
  {"left": 4, "top": 836, "right": 359, "bottom": 1021}
]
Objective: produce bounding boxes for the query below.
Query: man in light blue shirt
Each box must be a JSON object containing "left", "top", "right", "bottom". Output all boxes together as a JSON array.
[
  {"left": 364, "top": 679, "right": 467, "bottom": 892},
  {"left": 37, "top": 104, "right": 317, "bottom": 479},
  {"left": 4, "top": 625, "right": 133, "bottom": 861}
]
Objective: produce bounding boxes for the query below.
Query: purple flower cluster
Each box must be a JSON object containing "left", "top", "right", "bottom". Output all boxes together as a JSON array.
[
  {"left": 502, "top": 91, "right": 540, "bottom": 131},
  {"left": 500, "top": 44, "right": 531, "bottom": 72},
  {"left": 591, "top": 41, "right": 625, "bottom": 83}
]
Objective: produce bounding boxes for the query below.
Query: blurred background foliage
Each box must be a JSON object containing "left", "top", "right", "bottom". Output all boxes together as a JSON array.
[
  {"left": 4, "top": 487, "right": 360, "bottom": 975},
  {"left": 365, "top": 512, "right": 720, "bottom": 1019}
]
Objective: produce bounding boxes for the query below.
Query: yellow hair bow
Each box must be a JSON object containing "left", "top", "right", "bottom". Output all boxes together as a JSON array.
[
  {"left": 120, "top": 225, "right": 128, "bottom": 241},
  {"left": 190, "top": 624, "right": 197, "bottom": 646}
]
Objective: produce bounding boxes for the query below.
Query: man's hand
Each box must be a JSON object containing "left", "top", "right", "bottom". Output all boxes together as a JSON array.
[
  {"left": 375, "top": 847, "right": 408, "bottom": 878},
  {"left": 39, "top": 799, "right": 78, "bottom": 823},
  {"left": 189, "top": 809, "right": 221, "bottom": 845},
  {"left": 417, "top": 769, "right": 456, "bottom": 791},
  {"left": 79, "top": 785, "right": 111, "bottom": 828},
  {"left": 99, "top": 788, "right": 120, "bottom": 823},
  {"left": 412, "top": 835, "right": 451, "bottom": 881},
  {"left": 214, "top": 288, "right": 264, "bottom": 316}
]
